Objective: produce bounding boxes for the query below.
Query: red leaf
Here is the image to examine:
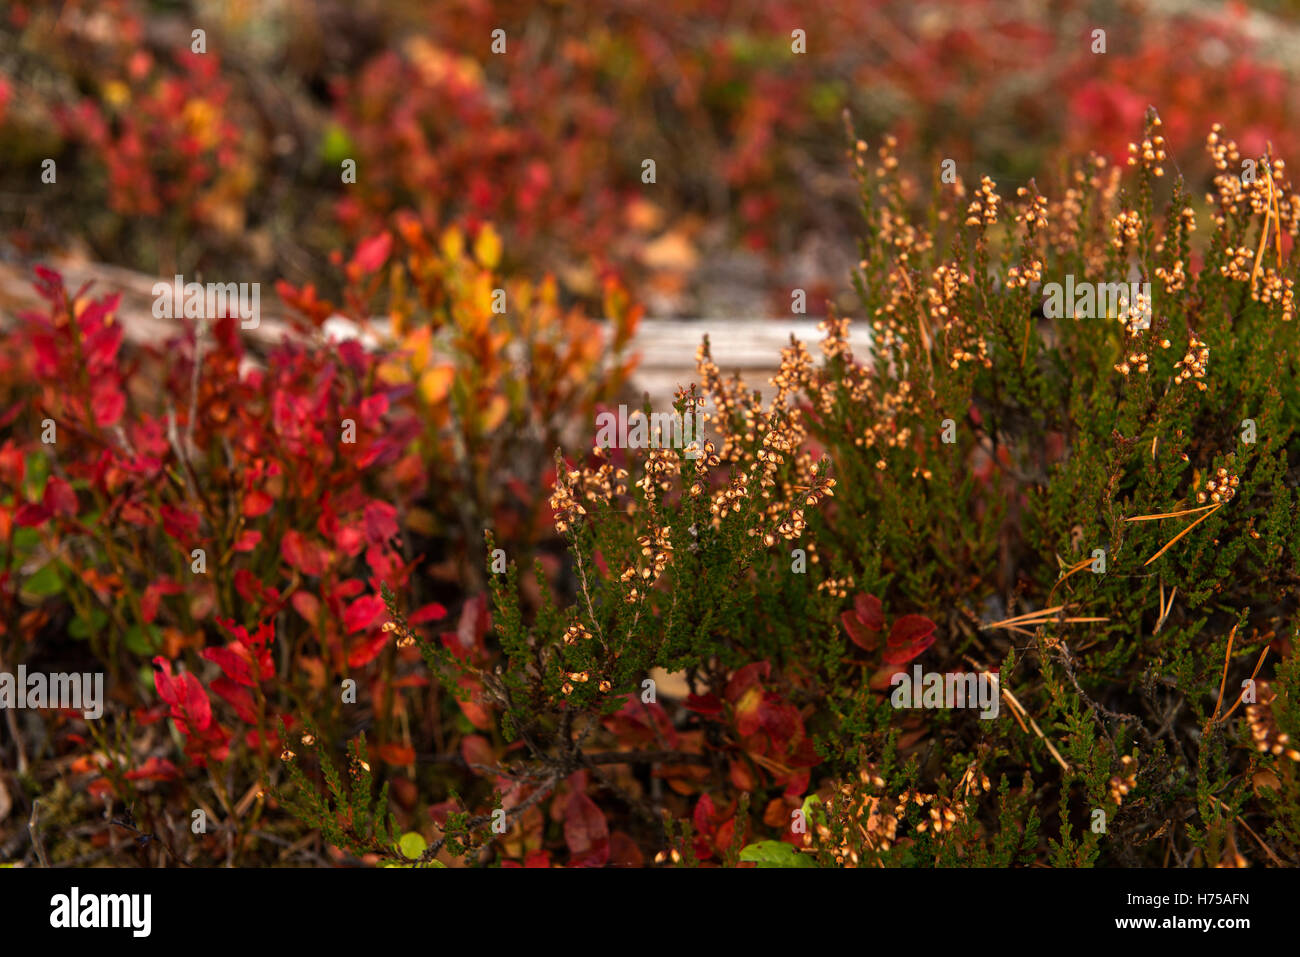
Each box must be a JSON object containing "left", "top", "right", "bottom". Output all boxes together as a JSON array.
[
  {"left": 608, "top": 831, "right": 644, "bottom": 867},
  {"left": 685, "top": 692, "right": 723, "bottom": 716},
  {"left": 210, "top": 677, "right": 259, "bottom": 724},
  {"left": 124, "top": 757, "right": 179, "bottom": 782},
  {"left": 564, "top": 792, "right": 610, "bottom": 867},
  {"left": 841, "top": 610, "right": 879, "bottom": 651},
  {"left": 362, "top": 500, "right": 399, "bottom": 544},
  {"left": 459, "top": 734, "right": 495, "bottom": 773},
  {"left": 91, "top": 384, "right": 125, "bottom": 427},
  {"left": 523, "top": 849, "right": 552, "bottom": 868},
  {"left": 160, "top": 504, "right": 200, "bottom": 541},
  {"left": 344, "top": 594, "right": 385, "bottom": 634},
  {"left": 347, "top": 630, "right": 389, "bottom": 669},
  {"left": 358, "top": 394, "right": 388, "bottom": 429},
  {"left": 854, "top": 594, "right": 885, "bottom": 631},
  {"left": 350, "top": 231, "right": 392, "bottom": 276},
  {"left": 42, "top": 476, "right": 78, "bottom": 517},
  {"left": 724, "top": 661, "right": 770, "bottom": 703},
  {"left": 152, "top": 657, "right": 212, "bottom": 734},
  {"left": 202, "top": 644, "right": 254, "bottom": 687},
  {"left": 375, "top": 742, "right": 416, "bottom": 766},
  {"left": 14, "top": 503, "right": 51, "bottom": 527},
  {"left": 442, "top": 595, "right": 489, "bottom": 664},
  {"left": 883, "top": 614, "right": 937, "bottom": 664},
  {"left": 455, "top": 675, "right": 493, "bottom": 730},
  {"left": 242, "top": 489, "right": 273, "bottom": 518},
  {"left": 141, "top": 580, "right": 183, "bottom": 624},
  {"left": 292, "top": 591, "right": 322, "bottom": 625},
  {"left": 842, "top": 593, "right": 884, "bottom": 650},
  {"left": 601, "top": 697, "right": 678, "bottom": 749},
  {"left": 409, "top": 602, "right": 447, "bottom": 625},
  {"left": 334, "top": 524, "right": 364, "bottom": 557},
  {"left": 281, "top": 530, "right": 327, "bottom": 576}
]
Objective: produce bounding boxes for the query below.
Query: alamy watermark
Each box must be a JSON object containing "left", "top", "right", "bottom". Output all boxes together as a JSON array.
[
  {"left": 890, "top": 665, "right": 999, "bottom": 719},
  {"left": 0, "top": 665, "right": 104, "bottom": 719},
  {"left": 1041, "top": 276, "right": 1151, "bottom": 330},
  {"left": 594, "top": 405, "right": 705, "bottom": 459},
  {"left": 152, "top": 275, "right": 260, "bottom": 329},
  {"left": 50, "top": 887, "right": 150, "bottom": 937}
]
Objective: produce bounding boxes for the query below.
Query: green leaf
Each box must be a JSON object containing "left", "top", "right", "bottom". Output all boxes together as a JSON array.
[
  {"left": 381, "top": 831, "right": 445, "bottom": 867},
  {"left": 69, "top": 608, "right": 109, "bottom": 640},
  {"left": 124, "top": 625, "right": 161, "bottom": 656},
  {"left": 21, "top": 563, "right": 63, "bottom": 599},
  {"left": 319, "top": 123, "right": 355, "bottom": 166},
  {"left": 398, "top": 831, "right": 427, "bottom": 859},
  {"left": 800, "top": 793, "right": 828, "bottom": 830},
  {"left": 738, "top": 840, "right": 816, "bottom": 868}
]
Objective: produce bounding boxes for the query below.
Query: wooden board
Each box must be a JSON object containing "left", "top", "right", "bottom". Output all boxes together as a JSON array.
[{"left": 0, "top": 256, "right": 873, "bottom": 406}]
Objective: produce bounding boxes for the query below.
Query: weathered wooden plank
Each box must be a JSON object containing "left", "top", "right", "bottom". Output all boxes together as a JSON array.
[{"left": 0, "top": 258, "right": 872, "bottom": 405}]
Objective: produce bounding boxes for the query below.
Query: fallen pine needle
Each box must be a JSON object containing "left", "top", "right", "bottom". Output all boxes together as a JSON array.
[
  {"left": 1143, "top": 504, "right": 1222, "bottom": 566},
  {"left": 1249, "top": 173, "right": 1273, "bottom": 296},
  {"left": 983, "top": 604, "right": 1068, "bottom": 628},
  {"left": 1217, "top": 645, "right": 1271, "bottom": 726},
  {"left": 1047, "top": 556, "right": 1096, "bottom": 607},
  {"left": 1123, "top": 503, "right": 1218, "bottom": 522},
  {"left": 1208, "top": 625, "right": 1238, "bottom": 727},
  {"left": 1002, "top": 687, "right": 1071, "bottom": 773}
]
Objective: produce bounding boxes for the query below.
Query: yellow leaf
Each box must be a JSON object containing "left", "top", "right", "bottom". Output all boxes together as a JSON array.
[
  {"left": 480, "top": 395, "right": 509, "bottom": 432},
  {"left": 474, "top": 224, "right": 502, "bottom": 270},
  {"left": 377, "top": 358, "right": 412, "bottom": 386},
  {"left": 419, "top": 366, "right": 456, "bottom": 405},
  {"left": 404, "top": 326, "right": 433, "bottom": 371},
  {"left": 102, "top": 80, "right": 130, "bottom": 109},
  {"left": 440, "top": 226, "right": 464, "bottom": 261}
]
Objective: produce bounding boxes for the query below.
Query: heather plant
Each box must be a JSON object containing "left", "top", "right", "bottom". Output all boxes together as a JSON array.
[
  {"left": 785, "top": 111, "right": 1300, "bottom": 866},
  {"left": 283, "top": 380, "right": 839, "bottom": 866},
  {"left": 282, "top": 113, "right": 1300, "bottom": 867}
]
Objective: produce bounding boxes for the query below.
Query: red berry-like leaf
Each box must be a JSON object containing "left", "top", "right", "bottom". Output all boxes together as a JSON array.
[
  {"left": 564, "top": 791, "right": 610, "bottom": 868},
  {"left": 883, "top": 614, "right": 937, "bottom": 664}
]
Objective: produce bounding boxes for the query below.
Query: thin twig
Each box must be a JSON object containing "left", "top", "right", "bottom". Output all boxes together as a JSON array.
[
  {"left": 29, "top": 800, "right": 49, "bottom": 867},
  {"left": 1213, "top": 798, "right": 1285, "bottom": 867}
]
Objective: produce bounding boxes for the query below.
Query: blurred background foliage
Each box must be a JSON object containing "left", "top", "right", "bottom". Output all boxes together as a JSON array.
[{"left": 4, "top": 0, "right": 1300, "bottom": 316}]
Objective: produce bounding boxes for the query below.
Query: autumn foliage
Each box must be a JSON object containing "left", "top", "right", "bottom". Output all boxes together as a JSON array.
[{"left": 2, "top": 1, "right": 1300, "bottom": 870}]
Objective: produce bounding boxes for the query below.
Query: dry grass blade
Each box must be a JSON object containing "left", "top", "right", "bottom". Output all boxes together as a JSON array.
[
  {"left": 1143, "top": 503, "right": 1222, "bottom": 566},
  {"left": 1249, "top": 173, "right": 1273, "bottom": 295},
  {"left": 982, "top": 604, "right": 1108, "bottom": 632},
  {"left": 1002, "top": 687, "right": 1071, "bottom": 773},
  {"left": 1208, "top": 625, "right": 1238, "bottom": 726},
  {"left": 983, "top": 604, "right": 1068, "bottom": 629},
  {"left": 1153, "top": 582, "right": 1177, "bottom": 635},
  {"left": 1218, "top": 645, "right": 1271, "bottom": 725},
  {"left": 1123, "top": 503, "right": 1218, "bottom": 522},
  {"left": 1047, "top": 556, "right": 1096, "bottom": 607}
]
